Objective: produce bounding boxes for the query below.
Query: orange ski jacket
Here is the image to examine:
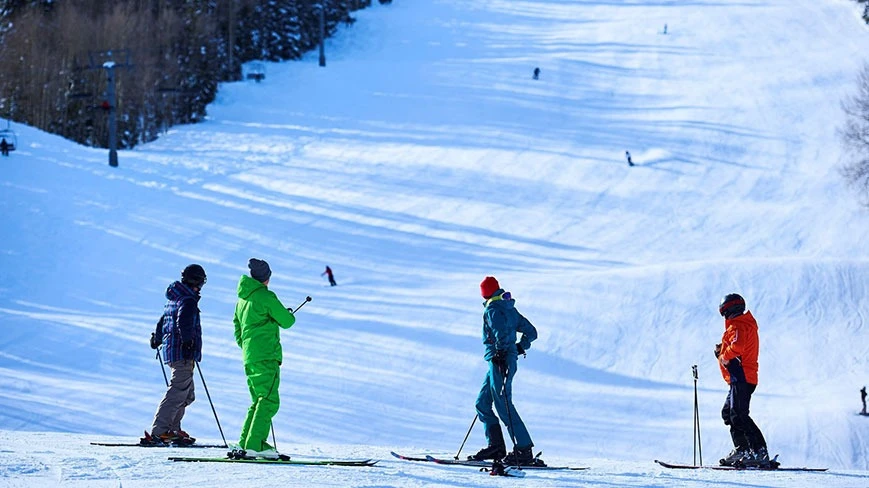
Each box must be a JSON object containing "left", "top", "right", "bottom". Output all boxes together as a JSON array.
[{"left": 718, "top": 310, "right": 759, "bottom": 385}]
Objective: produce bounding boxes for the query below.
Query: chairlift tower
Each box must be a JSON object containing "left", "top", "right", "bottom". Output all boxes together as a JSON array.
[
  {"left": 83, "top": 50, "right": 133, "bottom": 167},
  {"left": 318, "top": 4, "right": 326, "bottom": 67}
]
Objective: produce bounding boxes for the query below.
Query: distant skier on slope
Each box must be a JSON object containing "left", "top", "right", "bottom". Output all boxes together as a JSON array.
[
  {"left": 321, "top": 265, "right": 337, "bottom": 286},
  {"left": 468, "top": 276, "right": 544, "bottom": 466},
  {"left": 141, "top": 264, "right": 207, "bottom": 446},
  {"left": 625, "top": 151, "right": 634, "bottom": 166},
  {"left": 715, "top": 293, "right": 770, "bottom": 467},
  {"left": 234, "top": 258, "right": 296, "bottom": 459},
  {"left": 0, "top": 138, "right": 8, "bottom": 156}
]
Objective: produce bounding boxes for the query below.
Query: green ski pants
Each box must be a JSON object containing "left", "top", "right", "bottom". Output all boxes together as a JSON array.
[{"left": 238, "top": 359, "right": 281, "bottom": 451}]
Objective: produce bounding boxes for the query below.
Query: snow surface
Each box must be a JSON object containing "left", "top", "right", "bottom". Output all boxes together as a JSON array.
[{"left": 2, "top": 0, "right": 869, "bottom": 486}]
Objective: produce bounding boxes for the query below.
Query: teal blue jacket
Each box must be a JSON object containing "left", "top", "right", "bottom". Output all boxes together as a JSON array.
[{"left": 482, "top": 290, "right": 537, "bottom": 361}]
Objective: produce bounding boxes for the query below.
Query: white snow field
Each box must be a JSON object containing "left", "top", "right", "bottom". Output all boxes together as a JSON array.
[{"left": 2, "top": 0, "right": 869, "bottom": 486}]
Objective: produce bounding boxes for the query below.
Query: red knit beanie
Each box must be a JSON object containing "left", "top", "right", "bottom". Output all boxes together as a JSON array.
[{"left": 480, "top": 276, "right": 500, "bottom": 298}]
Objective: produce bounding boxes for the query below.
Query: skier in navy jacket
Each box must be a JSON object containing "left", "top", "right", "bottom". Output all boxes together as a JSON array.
[{"left": 142, "top": 264, "right": 205, "bottom": 445}]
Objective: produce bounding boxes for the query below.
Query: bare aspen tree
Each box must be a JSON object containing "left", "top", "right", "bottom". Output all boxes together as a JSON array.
[{"left": 841, "top": 63, "right": 869, "bottom": 206}]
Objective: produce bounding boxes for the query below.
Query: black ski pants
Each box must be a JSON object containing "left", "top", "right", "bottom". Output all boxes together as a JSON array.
[{"left": 721, "top": 382, "right": 766, "bottom": 451}]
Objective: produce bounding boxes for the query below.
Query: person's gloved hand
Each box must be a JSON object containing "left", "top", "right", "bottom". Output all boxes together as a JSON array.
[
  {"left": 491, "top": 349, "right": 507, "bottom": 371},
  {"left": 714, "top": 343, "right": 722, "bottom": 358},
  {"left": 150, "top": 332, "right": 160, "bottom": 350},
  {"left": 516, "top": 343, "right": 526, "bottom": 357},
  {"left": 182, "top": 341, "right": 195, "bottom": 360}
]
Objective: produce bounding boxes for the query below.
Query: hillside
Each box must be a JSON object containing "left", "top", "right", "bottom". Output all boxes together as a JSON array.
[{"left": 1, "top": 0, "right": 869, "bottom": 486}]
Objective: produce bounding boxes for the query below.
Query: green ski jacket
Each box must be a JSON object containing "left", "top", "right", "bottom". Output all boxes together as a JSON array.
[{"left": 233, "top": 274, "right": 296, "bottom": 365}]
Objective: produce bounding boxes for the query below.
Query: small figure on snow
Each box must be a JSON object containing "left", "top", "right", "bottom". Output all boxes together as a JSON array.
[
  {"left": 533, "top": 67, "right": 540, "bottom": 80},
  {"left": 715, "top": 293, "right": 771, "bottom": 468},
  {"left": 233, "top": 258, "right": 297, "bottom": 459},
  {"left": 468, "top": 277, "right": 544, "bottom": 466},
  {"left": 0, "top": 138, "right": 8, "bottom": 157},
  {"left": 861, "top": 386, "right": 867, "bottom": 415},
  {"left": 322, "top": 265, "right": 337, "bottom": 286},
  {"left": 663, "top": 24, "right": 668, "bottom": 35},
  {"left": 142, "top": 264, "right": 206, "bottom": 446},
  {"left": 625, "top": 151, "right": 634, "bottom": 167}
]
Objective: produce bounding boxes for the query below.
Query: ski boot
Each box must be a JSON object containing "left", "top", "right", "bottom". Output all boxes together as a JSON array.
[
  {"left": 719, "top": 447, "right": 749, "bottom": 466},
  {"left": 503, "top": 445, "right": 545, "bottom": 467},
  {"left": 159, "top": 430, "right": 196, "bottom": 446},
  {"left": 139, "top": 431, "right": 166, "bottom": 446},
  {"left": 740, "top": 447, "right": 772, "bottom": 468},
  {"left": 468, "top": 424, "right": 506, "bottom": 461}
]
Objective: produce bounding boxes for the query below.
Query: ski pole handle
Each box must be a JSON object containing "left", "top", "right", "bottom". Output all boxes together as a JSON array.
[{"left": 289, "top": 296, "right": 313, "bottom": 313}]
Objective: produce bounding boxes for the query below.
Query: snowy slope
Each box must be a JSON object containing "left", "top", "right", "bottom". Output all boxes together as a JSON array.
[{"left": 2, "top": 0, "right": 869, "bottom": 486}]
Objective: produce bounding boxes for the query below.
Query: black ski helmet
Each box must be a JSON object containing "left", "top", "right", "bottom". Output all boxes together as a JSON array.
[
  {"left": 719, "top": 293, "right": 745, "bottom": 319},
  {"left": 181, "top": 264, "right": 207, "bottom": 287}
]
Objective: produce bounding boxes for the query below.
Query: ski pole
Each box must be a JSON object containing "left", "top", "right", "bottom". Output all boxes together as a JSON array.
[
  {"left": 692, "top": 365, "right": 703, "bottom": 466},
  {"left": 195, "top": 360, "right": 228, "bottom": 447},
  {"left": 454, "top": 415, "right": 477, "bottom": 460},
  {"left": 289, "top": 296, "right": 312, "bottom": 313},
  {"left": 156, "top": 348, "right": 169, "bottom": 387},
  {"left": 271, "top": 422, "right": 278, "bottom": 451},
  {"left": 499, "top": 361, "right": 520, "bottom": 469}
]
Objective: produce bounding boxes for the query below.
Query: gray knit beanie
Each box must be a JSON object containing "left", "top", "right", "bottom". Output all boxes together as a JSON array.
[{"left": 248, "top": 258, "right": 272, "bottom": 282}]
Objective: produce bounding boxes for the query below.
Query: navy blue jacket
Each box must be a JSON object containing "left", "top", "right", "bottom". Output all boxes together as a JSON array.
[
  {"left": 160, "top": 281, "right": 202, "bottom": 364},
  {"left": 482, "top": 290, "right": 537, "bottom": 361}
]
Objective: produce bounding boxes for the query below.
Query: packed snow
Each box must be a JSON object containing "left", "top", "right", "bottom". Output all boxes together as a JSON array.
[{"left": 2, "top": 0, "right": 869, "bottom": 486}]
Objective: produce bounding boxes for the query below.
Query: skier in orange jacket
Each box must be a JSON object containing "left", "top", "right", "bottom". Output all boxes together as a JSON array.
[{"left": 716, "top": 293, "right": 769, "bottom": 468}]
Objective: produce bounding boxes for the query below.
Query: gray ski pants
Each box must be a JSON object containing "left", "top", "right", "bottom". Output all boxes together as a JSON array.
[{"left": 150, "top": 360, "right": 195, "bottom": 436}]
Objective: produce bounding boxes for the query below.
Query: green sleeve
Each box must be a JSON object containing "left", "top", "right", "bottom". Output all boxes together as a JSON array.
[
  {"left": 233, "top": 305, "right": 242, "bottom": 348},
  {"left": 267, "top": 292, "right": 296, "bottom": 329}
]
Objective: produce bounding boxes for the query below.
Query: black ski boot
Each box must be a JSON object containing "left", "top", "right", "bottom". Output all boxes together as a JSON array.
[
  {"left": 741, "top": 447, "right": 772, "bottom": 468},
  {"left": 719, "top": 447, "right": 749, "bottom": 466},
  {"left": 503, "top": 445, "right": 543, "bottom": 466},
  {"left": 468, "top": 424, "right": 506, "bottom": 461}
]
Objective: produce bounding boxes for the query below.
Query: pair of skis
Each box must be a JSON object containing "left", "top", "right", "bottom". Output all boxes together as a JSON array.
[
  {"left": 90, "top": 441, "right": 376, "bottom": 466},
  {"left": 168, "top": 455, "right": 377, "bottom": 466},
  {"left": 390, "top": 451, "right": 589, "bottom": 477},
  {"left": 90, "top": 442, "right": 227, "bottom": 448},
  {"left": 654, "top": 459, "right": 828, "bottom": 472},
  {"left": 170, "top": 447, "right": 376, "bottom": 466}
]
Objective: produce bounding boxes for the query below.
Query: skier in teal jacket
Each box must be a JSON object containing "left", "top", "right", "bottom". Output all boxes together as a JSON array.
[
  {"left": 234, "top": 258, "right": 296, "bottom": 458},
  {"left": 470, "top": 276, "right": 541, "bottom": 466}
]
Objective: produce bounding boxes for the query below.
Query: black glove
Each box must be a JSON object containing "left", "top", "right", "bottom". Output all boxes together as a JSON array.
[
  {"left": 491, "top": 349, "right": 507, "bottom": 372},
  {"left": 182, "top": 341, "right": 195, "bottom": 360},
  {"left": 150, "top": 332, "right": 160, "bottom": 350},
  {"left": 516, "top": 343, "right": 526, "bottom": 357},
  {"left": 714, "top": 343, "right": 722, "bottom": 358}
]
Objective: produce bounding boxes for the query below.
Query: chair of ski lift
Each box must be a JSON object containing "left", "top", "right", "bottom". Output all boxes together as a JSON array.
[
  {"left": 245, "top": 62, "right": 266, "bottom": 83},
  {"left": 0, "top": 128, "right": 17, "bottom": 152}
]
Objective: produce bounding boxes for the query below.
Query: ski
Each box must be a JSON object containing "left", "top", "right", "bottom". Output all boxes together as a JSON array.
[
  {"left": 169, "top": 456, "right": 377, "bottom": 466},
  {"left": 389, "top": 451, "right": 432, "bottom": 462},
  {"left": 424, "top": 454, "right": 588, "bottom": 470},
  {"left": 91, "top": 442, "right": 227, "bottom": 448},
  {"left": 654, "top": 460, "right": 827, "bottom": 472},
  {"left": 390, "top": 451, "right": 588, "bottom": 471}
]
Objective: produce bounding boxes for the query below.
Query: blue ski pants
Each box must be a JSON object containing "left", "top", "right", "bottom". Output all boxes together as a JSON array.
[{"left": 475, "top": 357, "right": 532, "bottom": 449}]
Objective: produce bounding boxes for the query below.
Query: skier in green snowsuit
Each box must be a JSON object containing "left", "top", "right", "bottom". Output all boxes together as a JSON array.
[{"left": 234, "top": 258, "right": 296, "bottom": 454}]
